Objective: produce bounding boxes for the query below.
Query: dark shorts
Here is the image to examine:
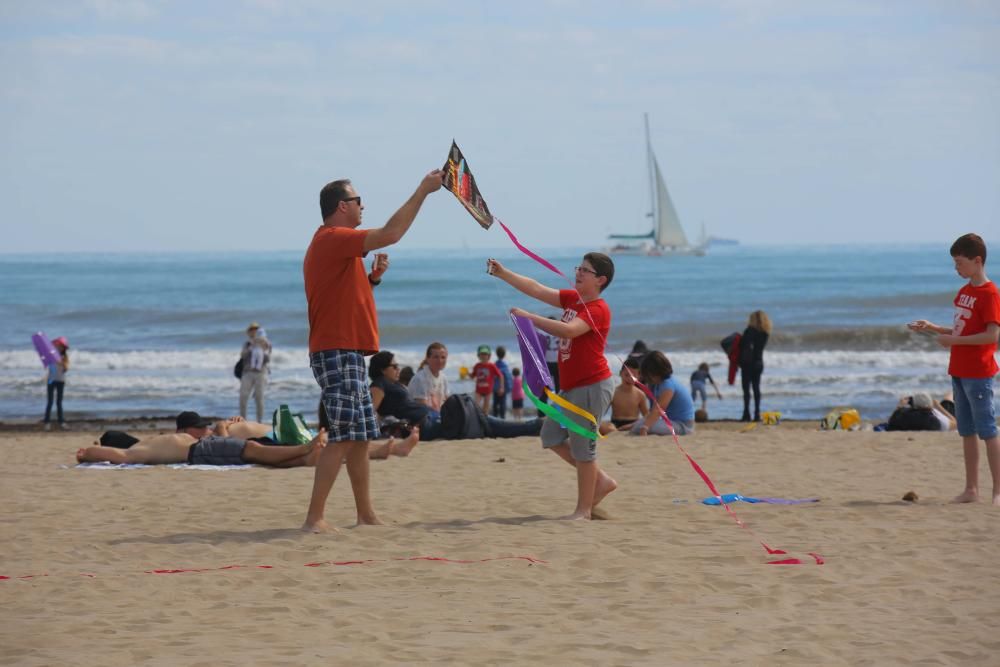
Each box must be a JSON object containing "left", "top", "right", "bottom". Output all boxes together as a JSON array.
[
  {"left": 512, "top": 398, "right": 524, "bottom": 409},
  {"left": 311, "top": 349, "right": 380, "bottom": 443},
  {"left": 187, "top": 436, "right": 247, "bottom": 465},
  {"left": 611, "top": 417, "right": 636, "bottom": 429}
]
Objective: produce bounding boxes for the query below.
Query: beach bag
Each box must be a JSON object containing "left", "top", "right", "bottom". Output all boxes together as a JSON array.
[
  {"left": 821, "top": 408, "right": 862, "bottom": 431},
  {"left": 440, "top": 393, "right": 490, "bottom": 440},
  {"left": 272, "top": 404, "right": 313, "bottom": 445},
  {"left": 887, "top": 407, "right": 940, "bottom": 432},
  {"left": 234, "top": 358, "right": 244, "bottom": 379}
]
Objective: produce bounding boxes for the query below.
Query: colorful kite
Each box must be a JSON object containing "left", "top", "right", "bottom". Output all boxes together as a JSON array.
[{"left": 442, "top": 141, "right": 493, "bottom": 230}]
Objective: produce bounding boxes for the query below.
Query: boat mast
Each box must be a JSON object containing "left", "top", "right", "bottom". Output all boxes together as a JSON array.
[{"left": 644, "top": 112, "right": 656, "bottom": 241}]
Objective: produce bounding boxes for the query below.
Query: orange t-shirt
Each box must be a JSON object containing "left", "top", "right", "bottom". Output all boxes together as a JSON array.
[{"left": 303, "top": 226, "right": 378, "bottom": 355}]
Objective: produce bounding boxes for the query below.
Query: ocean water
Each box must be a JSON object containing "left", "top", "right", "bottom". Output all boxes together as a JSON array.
[{"left": 0, "top": 243, "right": 980, "bottom": 422}]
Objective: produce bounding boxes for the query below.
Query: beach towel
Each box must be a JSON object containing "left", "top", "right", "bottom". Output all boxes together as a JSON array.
[{"left": 70, "top": 462, "right": 253, "bottom": 471}]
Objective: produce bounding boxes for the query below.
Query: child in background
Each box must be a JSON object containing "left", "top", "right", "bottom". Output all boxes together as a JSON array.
[
  {"left": 908, "top": 233, "right": 1000, "bottom": 505},
  {"left": 492, "top": 345, "right": 514, "bottom": 418},
  {"left": 600, "top": 357, "right": 648, "bottom": 435},
  {"left": 472, "top": 345, "right": 501, "bottom": 414},
  {"left": 690, "top": 362, "right": 723, "bottom": 412},
  {"left": 44, "top": 336, "right": 70, "bottom": 431},
  {"left": 632, "top": 351, "right": 696, "bottom": 436},
  {"left": 511, "top": 367, "right": 525, "bottom": 420},
  {"left": 249, "top": 327, "right": 270, "bottom": 371}
]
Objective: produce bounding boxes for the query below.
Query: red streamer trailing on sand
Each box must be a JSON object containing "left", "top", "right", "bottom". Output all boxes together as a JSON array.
[
  {"left": 0, "top": 555, "right": 548, "bottom": 582},
  {"left": 493, "top": 215, "right": 823, "bottom": 566}
]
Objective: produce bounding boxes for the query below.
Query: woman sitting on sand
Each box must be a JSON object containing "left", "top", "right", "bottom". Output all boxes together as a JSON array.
[
  {"left": 369, "top": 351, "right": 444, "bottom": 441},
  {"left": 630, "top": 351, "right": 696, "bottom": 436}
]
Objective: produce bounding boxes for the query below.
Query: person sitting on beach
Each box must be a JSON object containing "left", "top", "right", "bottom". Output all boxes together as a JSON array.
[
  {"left": 370, "top": 350, "right": 445, "bottom": 441},
  {"left": 632, "top": 351, "right": 696, "bottom": 436},
  {"left": 76, "top": 411, "right": 326, "bottom": 467},
  {"left": 887, "top": 393, "right": 956, "bottom": 432},
  {"left": 408, "top": 342, "right": 450, "bottom": 412},
  {"left": 406, "top": 342, "right": 543, "bottom": 439},
  {"left": 599, "top": 358, "right": 648, "bottom": 435}
]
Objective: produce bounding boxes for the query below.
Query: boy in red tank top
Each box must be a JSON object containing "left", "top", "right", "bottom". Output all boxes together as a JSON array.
[{"left": 909, "top": 233, "right": 1000, "bottom": 505}]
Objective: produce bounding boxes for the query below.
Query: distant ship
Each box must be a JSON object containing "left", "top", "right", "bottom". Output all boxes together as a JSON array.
[
  {"left": 706, "top": 235, "right": 739, "bottom": 247},
  {"left": 606, "top": 113, "right": 708, "bottom": 257}
]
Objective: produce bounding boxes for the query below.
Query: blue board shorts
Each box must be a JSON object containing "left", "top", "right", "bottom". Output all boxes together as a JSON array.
[
  {"left": 311, "top": 349, "right": 381, "bottom": 443},
  {"left": 951, "top": 376, "right": 998, "bottom": 439}
]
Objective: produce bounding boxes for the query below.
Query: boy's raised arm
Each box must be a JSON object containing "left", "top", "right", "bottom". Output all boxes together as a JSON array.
[{"left": 487, "top": 259, "right": 562, "bottom": 308}]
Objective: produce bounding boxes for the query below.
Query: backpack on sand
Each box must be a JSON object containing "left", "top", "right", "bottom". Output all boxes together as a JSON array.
[
  {"left": 440, "top": 393, "right": 491, "bottom": 440},
  {"left": 272, "top": 404, "right": 314, "bottom": 445}
]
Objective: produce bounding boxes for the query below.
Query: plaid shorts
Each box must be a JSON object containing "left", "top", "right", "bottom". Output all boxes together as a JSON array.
[{"left": 311, "top": 349, "right": 380, "bottom": 443}]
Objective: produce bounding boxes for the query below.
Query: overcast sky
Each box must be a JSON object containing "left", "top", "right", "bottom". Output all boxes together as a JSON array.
[{"left": 1, "top": 1, "right": 998, "bottom": 253}]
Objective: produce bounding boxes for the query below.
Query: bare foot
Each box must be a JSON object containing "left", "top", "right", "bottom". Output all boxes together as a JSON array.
[
  {"left": 592, "top": 472, "right": 618, "bottom": 509},
  {"left": 301, "top": 519, "right": 340, "bottom": 534},
  {"left": 356, "top": 514, "right": 384, "bottom": 526},
  {"left": 952, "top": 490, "right": 979, "bottom": 503},
  {"left": 992, "top": 494, "right": 1000, "bottom": 507},
  {"left": 391, "top": 427, "right": 420, "bottom": 457},
  {"left": 559, "top": 510, "right": 591, "bottom": 520},
  {"left": 369, "top": 439, "right": 393, "bottom": 459}
]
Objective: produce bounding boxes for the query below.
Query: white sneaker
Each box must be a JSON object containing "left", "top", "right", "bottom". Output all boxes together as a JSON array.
[{"left": 59, "top": 423, "right": 70, "bottom": 430}]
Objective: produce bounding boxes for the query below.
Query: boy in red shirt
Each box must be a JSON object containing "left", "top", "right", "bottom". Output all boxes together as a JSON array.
[
  {"left": 909, "top": 233, "right": 1000, "bottom": 505},
  {"left": 471, "top": 345, "right": 502, "bottom": 414},
  {"left": 488, "top": 252, "right": 616, "bottom": 520}
]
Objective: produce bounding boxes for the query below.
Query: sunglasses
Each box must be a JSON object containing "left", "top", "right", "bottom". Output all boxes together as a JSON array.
[
  {"left": 388, "top": 363, "right": 400, "bottom": 369},
  {"left": 341, "top": 196, "right": 362, "bottom": 207}
]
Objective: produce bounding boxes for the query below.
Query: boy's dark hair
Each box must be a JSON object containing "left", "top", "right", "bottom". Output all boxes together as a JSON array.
[
  {"left": 512, "top": 367, "right": 521, "bottom": 376},
  {"left": 583, "top": 252, "right": 615, "bottom": 291},
  {"left": 399, "top": 366, "right": 414, "bottom": 386},
  {"left": 319, "top": 179, "right": 353, "bottom": 219},
  {"left": 623, "top": 356, "right": 641, "bottom": 370},
  {"left": 368, "top": 350, "right": 395, "bottom": 381},
  {"left": 950, "top": 233, "right": 987, "bottom": 264},
  {"left": 496, "top": 345, "right": 506, "bottom": 359},
  {"left": 639, "top": 350, "right": 672, "bottom": 382}
]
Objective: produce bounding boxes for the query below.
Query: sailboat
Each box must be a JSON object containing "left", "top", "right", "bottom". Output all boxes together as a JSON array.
[{"left": 606, "top": 113, "right": 708, "bottom": 257}]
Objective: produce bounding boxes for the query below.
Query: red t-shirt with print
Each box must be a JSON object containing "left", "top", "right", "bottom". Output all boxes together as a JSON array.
[
  {"left": 473, "top": 361, "right": 501, "bottom": 395},
  {"left": 948, "top": 281, "right": 1000, "bottom": 378},
  {"left": 556, "top": 289, "right": 612, "bottom": 391}
]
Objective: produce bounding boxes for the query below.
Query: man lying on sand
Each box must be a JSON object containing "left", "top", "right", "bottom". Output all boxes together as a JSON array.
[
  {"left": 94, "top": 412, "right": 419, "bottom": 461},
  {"left": 76, "top": 411, "right": 327, "bottom": 467}
]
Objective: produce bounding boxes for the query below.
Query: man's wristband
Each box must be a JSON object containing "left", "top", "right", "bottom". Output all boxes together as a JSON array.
[{"left": 368, "top": 274, "right": 381, "bottom": 286}]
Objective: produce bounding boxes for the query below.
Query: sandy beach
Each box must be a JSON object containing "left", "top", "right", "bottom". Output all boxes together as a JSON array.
[{"left": 2, "top": 422, "right": 998, "bottom": 666}]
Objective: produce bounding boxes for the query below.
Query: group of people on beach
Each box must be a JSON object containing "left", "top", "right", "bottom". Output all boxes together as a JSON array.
[{"left": 67, "top": 162, "right": 1000, "bottom": 513}]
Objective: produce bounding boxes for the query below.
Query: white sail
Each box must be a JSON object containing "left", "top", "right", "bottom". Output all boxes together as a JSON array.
[{"left": 651, "top": 154, "right": 688, "bottom": 248}]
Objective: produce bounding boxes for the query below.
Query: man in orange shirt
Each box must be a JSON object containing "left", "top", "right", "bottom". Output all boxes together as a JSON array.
[{"left": 302, "top": 170, "right": 443, "bottom": 533}]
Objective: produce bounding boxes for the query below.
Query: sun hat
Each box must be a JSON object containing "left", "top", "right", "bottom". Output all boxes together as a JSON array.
[
  {"left": 912, "top": 393, "right": 933, "bottom": 410},
  {"left": 247, "top": 322, "right": 260, "bottom": 332},
  {"left": 477, "top": 345, "right": 491, "bottom": 355}
]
